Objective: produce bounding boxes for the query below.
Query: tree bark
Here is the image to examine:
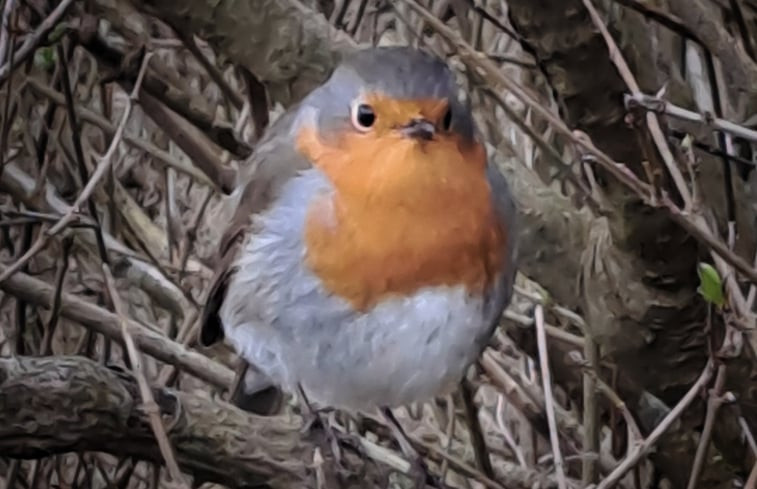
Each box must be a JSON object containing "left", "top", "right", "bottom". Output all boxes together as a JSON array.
[
  {"left": 506, "top": 0, "right": 753, "bottom": 485},
  {"left": 0, "top": 355, "right": 312, "bottom": 488}
]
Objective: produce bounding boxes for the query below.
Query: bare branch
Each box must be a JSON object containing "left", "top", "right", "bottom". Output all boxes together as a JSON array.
[
  {"left": 0, "top": 263, "right": 234, "bottom": 389},
  {"left": 0, "top": 355, "right": 311, "bottom": 488}
]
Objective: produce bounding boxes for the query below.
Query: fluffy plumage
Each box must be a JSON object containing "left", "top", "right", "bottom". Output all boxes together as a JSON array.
[{"left": 199, "top": 46, "right": 518, "bottom": 412}]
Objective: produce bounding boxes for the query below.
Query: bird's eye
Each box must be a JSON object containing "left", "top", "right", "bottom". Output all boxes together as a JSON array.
[
  {"left": 442, "top": 108, "right": 453, "bottom": 131},
  {"left": 351, "top": 103, "right": 376, "bottom": 131}
]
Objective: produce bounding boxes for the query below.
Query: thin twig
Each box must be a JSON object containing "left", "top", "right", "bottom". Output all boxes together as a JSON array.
[
  {"left": 583, "top": 369, "right": 643, "bottom": 443},
  {"left": 686, "top": 364, "right": 727, "bottom": 489},
  {"left": 101, "top": 265, "right": 190, "bottom": 487},
  {"left": 0, "top": 263, "right": 234, "bottom": 389},
  {"left": 581, "top": 0, "right": 692, "bottom": 210},
  {"left": 25, "top": 77, "right": 217, "bottom": 188},
  {"left": 626, "top": 92, "right": 757, "bottom": 145},
  {"left": 403, "top": 0, "right": 757, "bottom": 286},
  {"left": 746, "top": 462, "right": 757, "bottom": 489},
  {"left": 595, "top": 360, "right": 716, "bottom": 489},
  {"left": 176, "top": 31, "right": 244, "bottom": 109},
  {"left": 494, "top": 395, "right": 528, "bottom": 468},
  {"left": 0, "top": 0, "right": 15, "bottom": 66},
  {"left": 41, "top": 236, "right": 72, "bottom": 355},
  {"left": 0, "top": 53, "right": 149, "bottom": 284},
  {"left": 460, "top": 378, "right": 494, "bottom": 479},
  {"left": 582, "top": 335, "right": 600, "bottom": 485},
  {"left": 58, "top": 41, "right": 109, "bottom": 263},
  {"left": 0, "top": 0, "right": 75, "bottom": 85},
  {"left": 534, "top": 304, "right": 567, "bottom": 489}
]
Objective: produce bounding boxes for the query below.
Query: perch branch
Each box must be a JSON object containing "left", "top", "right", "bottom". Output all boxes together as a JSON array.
[{"left": 0, "top": 355, "right": 310, "bottom": 488}]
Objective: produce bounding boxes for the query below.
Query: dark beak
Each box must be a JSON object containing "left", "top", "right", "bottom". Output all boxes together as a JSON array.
[{"left": 400, "top": 118, "right": 435, "bottom": 141}]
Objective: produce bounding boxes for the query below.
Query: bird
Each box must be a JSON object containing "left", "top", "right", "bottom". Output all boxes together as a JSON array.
[{"left": 199, "top": 45, "right": 518, "bottom": 418}]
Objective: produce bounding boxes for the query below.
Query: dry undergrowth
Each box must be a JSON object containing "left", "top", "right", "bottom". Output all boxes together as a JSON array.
[{"left": 1, "top": 1, "right": 756, "bottom": 489}]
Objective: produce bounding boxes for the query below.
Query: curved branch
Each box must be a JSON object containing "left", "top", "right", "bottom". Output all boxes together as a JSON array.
[{"left": 0, "top": 355, "right": 310, "bottom": 488}]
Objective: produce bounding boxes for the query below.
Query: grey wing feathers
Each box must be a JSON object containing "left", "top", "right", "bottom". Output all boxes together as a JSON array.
[
  {"left": 198, "top": 105, "right": 313, "bottom": 347},
  {"left": 486, "top": 161, "right": 518, "bottom": 302}
]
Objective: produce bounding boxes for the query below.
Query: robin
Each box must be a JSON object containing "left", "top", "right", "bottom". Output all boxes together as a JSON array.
[{"left": 199, "top": 46, "right": 517, "bottom": 418}]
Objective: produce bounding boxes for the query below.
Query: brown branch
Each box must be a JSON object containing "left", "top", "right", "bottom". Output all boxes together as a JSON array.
[
  {"left": 686, "top": 364, "right": 728, "bottom": 489},
  {"left": 595, "top": 359, "right": 716, "bottom": 489},
  {"left": 0, "top": 0, "right": 74, "bottom": 85},
  {"left": 0, "top": 51, "right": 141, "bottom": 285},
  {"left": 78, "top": 31, "right": 252, "bottom": 162},
  {"left": 402, "top": 0, "right": 757, "bottom": 287},
  {"left": 534, "top": 305, "right": 567, "bottom": 489},
  {"left": 25, "top": 77, "right": 218, "bottom": 189},
  {"left": 581, "top": 335, "right": 600, "bottom": 485},
  {"left": 0, "top": 0, "right": 16, "bottom": 64},
  {"left": 0, "top": 161, "right": 199, "bottom": 316},
  {"left": 0, "top": 263, "right": 234, "bottom": 389},
  {"left": 120, "top": 0, "right": 356, "bottom": 108},
  {"left": 136, "top": 89, "right": 237, "bottom": 195},
  {"left": 582, "top": 0, "right": 692, "bottom": 210},
  {"left": 625, "top": 92, "right": 757, "bottom": 144},
  {"left": 102, "top": 264, "right": 190, "bottom": 487},
  {"left": 0, "top": 355, "right": 312, "bottom": 488}
]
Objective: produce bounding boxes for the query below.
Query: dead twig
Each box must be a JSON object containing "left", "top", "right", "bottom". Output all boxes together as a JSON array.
[
  {"left": 25, "top": 77, "right": 218, "bottom": 188},
  {"left": 400, "top": 0, "right": 757, "bottom": 287},
  {"left": 0, "top": 0, "right": 16, "bottom": 64},
  {"left": 686, "top": 364, "right": 728, "bottom": 489},
  {"left": 582, "top": 335, "right": 600, "bottom": 485},
  {"left": 581, "top": 0, "right": 692, "bottom": 210},
  {"left": 534, "top": 304, "right": 568, "bottom": 489},
  {"left": 625, "top": 92, "right": 757, "bottom": 145},
  {"left": 0, "top": 263, "right": 234, "bottom": 389},
  {"left": 0, "top": 53, "right": 148, "bottom": 284},
  {"left": 460, "top": 378, "right": 494, "bottom": 479},
  {"left": 595, "top": 360, "right": 716, "bottom": 489},
  {"left": 0, "top": 0, "right": 75, "bottom": 86},
  {"left": 101, "top": 264, "right": 190, "bottom": 488}
]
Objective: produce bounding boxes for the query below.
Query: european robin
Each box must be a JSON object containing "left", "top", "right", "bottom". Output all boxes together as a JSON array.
[{"left": 199, "top": 46, "right": 518, "bottom": 415}]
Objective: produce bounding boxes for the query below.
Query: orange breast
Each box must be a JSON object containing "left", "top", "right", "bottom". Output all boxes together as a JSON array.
[{"left": 297, "top": 125, "right": 508, "bottom": 311}]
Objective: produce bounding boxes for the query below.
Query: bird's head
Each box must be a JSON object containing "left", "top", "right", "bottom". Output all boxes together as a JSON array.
[{"left": 295, "top": 46, "right": 485, "bottom": 203}]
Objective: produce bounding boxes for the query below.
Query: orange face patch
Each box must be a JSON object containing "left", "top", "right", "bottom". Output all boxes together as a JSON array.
[{"left": 296, "top": 98, "right": 508, "bottom": 311}]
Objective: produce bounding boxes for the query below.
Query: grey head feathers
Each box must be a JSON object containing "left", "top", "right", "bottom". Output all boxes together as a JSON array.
[{"left": 306, "top": 46, "right": 477, "bottom": 143}]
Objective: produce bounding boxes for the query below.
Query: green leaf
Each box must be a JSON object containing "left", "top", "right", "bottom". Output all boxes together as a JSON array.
[
  {"left": 48, "top": 21, "right": 69, "bottom": 44},
  {"left": 33, "top": 47, "right": 56, "bottom": 71},
  {"left": 697, "top": 263, "right": 724, "bottom": 307}
]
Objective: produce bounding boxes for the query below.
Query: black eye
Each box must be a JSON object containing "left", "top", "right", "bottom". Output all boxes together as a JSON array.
[
  {"left": 442, "top": 108, "right": 452, "bottom": 130},
  {"left": 352, "top": 103, "right": 376, "bottom": 131}
]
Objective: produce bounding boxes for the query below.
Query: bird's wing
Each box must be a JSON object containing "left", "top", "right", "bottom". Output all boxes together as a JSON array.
[
  {"left": 486, "top": 160, "right": 519, "bottom": 304},
  {"left": 199, "top": 105, "right": 313, "bottom": 346}
]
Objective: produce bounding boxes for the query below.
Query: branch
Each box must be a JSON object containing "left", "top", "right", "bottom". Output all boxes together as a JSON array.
[
  {"left": 0, "top": 0, "right": 74, "bottom": 85},
  {"left": 117, "top": 0, "right": 356, "bottom": 107},
  {"left": 595, "top": 359, "right": 716, "bottom": 489},
  {"left": 0, "top": 355, "right": 311, "bottom": 488},
  {"left": 0, "top": 263, "right": 233, "bottom": 390},
  {"left": 625, "top": 92, "right": 757, "bottom": 145}
]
